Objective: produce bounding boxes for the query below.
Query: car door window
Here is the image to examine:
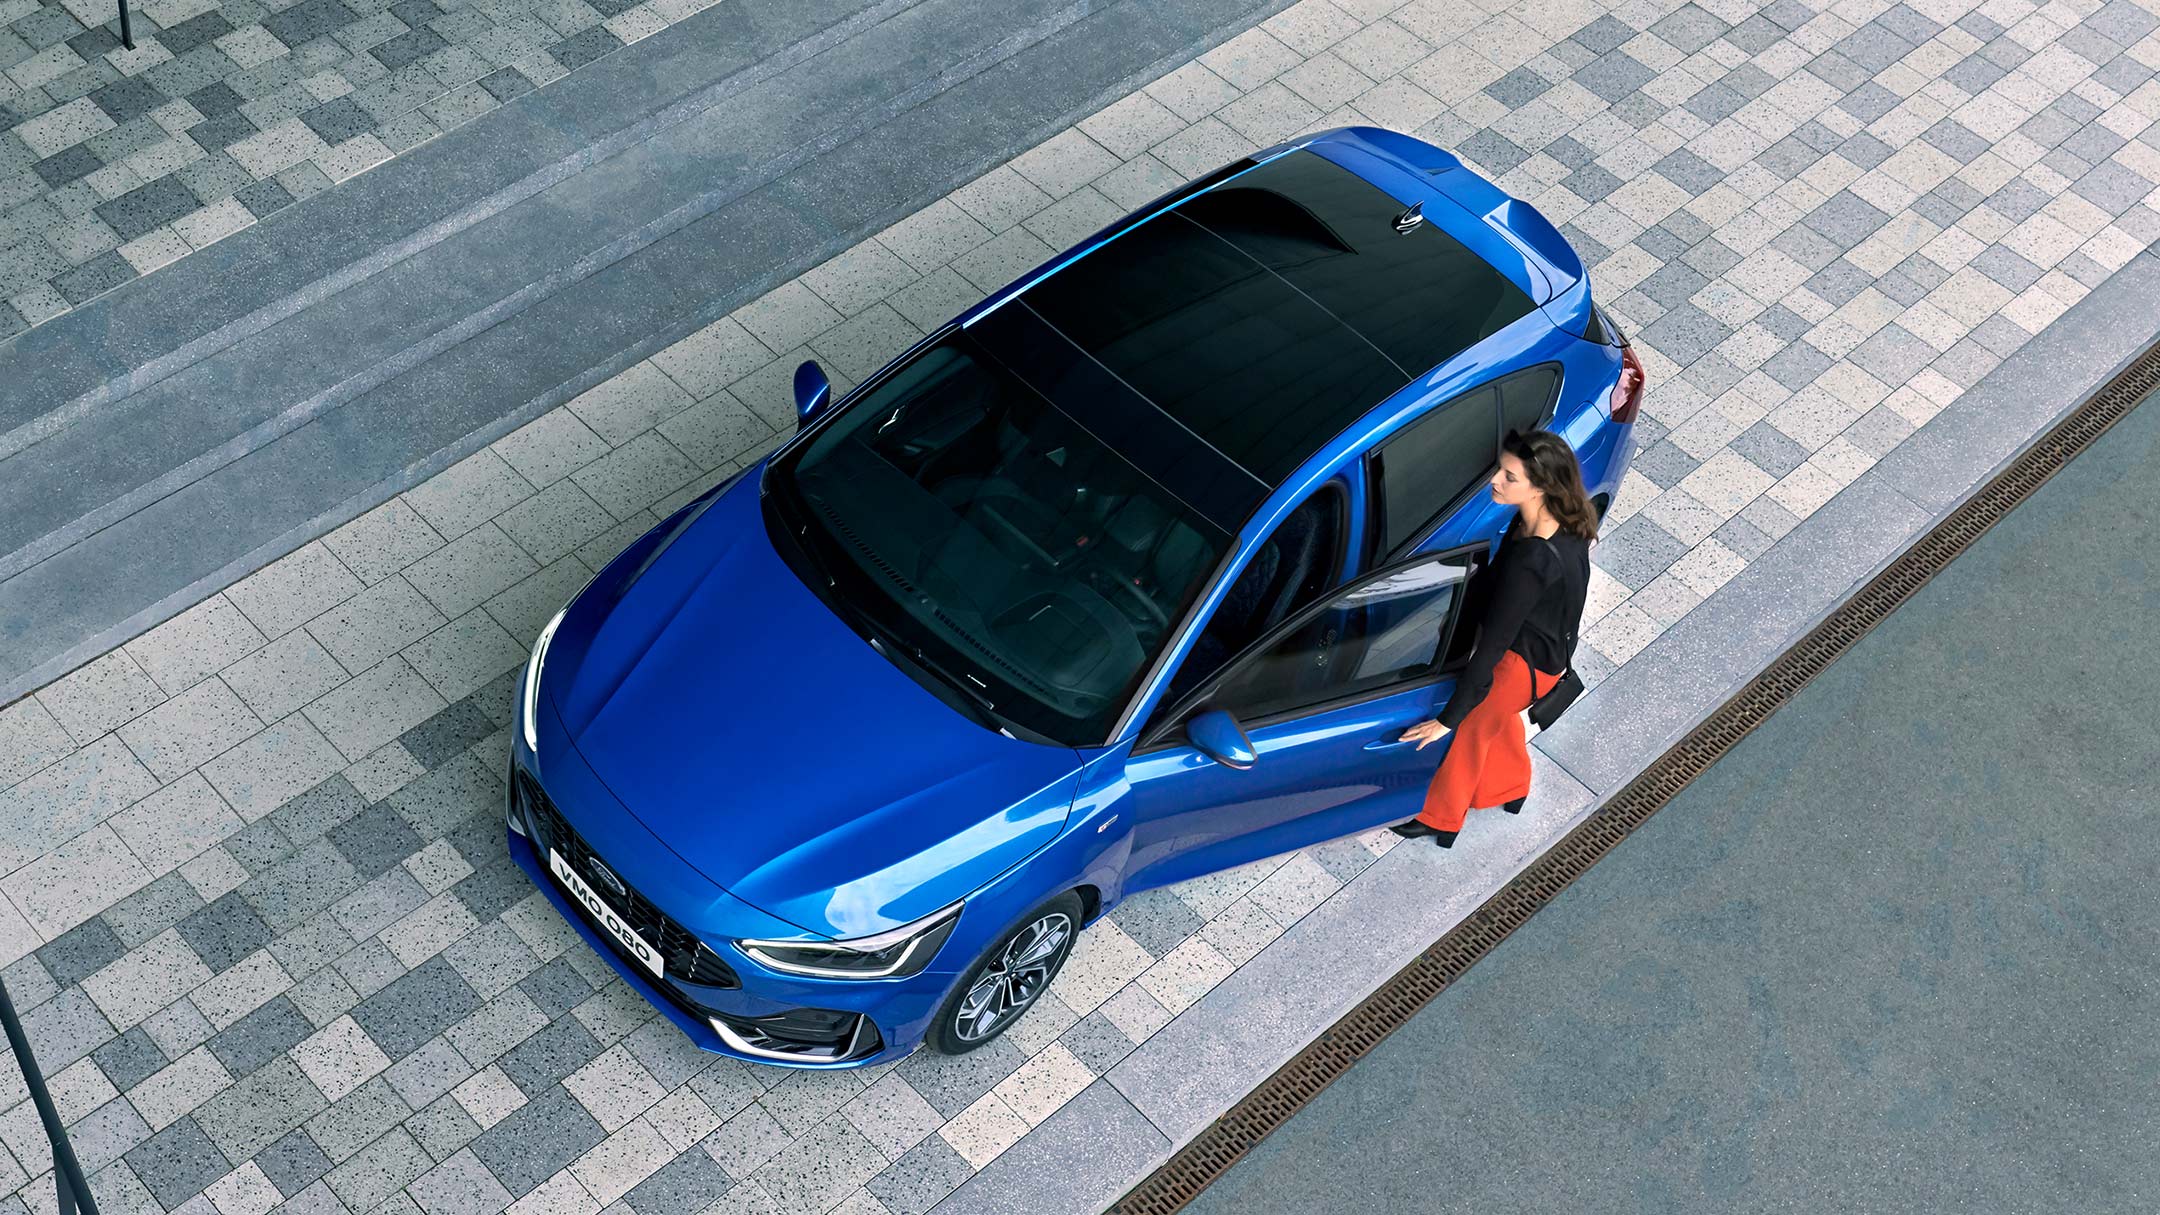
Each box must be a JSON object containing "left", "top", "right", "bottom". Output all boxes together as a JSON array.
[
  {"left": 1370, "top": 364, "right": 1563, "bottom": 560},
  {"left": 1196, "top": 549, "right": 1478, "bottom": 726},
  {"left": 1157, "top": 482, "right": 1346, "bottom": 712}
]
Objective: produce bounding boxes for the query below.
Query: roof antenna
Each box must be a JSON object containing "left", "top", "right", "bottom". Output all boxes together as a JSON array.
[{"left": 1392, "top": 201, "right": 1424, "bottom": 234}]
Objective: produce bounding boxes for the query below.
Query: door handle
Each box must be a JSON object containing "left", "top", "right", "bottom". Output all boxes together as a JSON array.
[{"left": 1362, "top": 733, "right": 1420, "bottom": 752}]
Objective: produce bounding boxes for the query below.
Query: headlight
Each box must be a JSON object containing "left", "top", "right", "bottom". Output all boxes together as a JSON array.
[
  {"left": 739, "top": 902, "right": 963, "bottom": 980},
  {"left": 521, "top": 607, "right": 567, "bottom": 753}
]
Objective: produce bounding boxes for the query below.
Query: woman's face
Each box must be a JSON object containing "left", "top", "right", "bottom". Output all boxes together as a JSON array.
[{"left": 1490, "top": 452, "right": 1539, "bottom": 509}]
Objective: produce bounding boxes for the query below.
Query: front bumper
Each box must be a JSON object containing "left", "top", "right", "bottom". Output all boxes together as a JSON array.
[{"left": 505, "top": 689, "right": 964, "bottom": 1068}]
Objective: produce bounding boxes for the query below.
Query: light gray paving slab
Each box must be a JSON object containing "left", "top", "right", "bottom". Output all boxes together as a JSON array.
[
  {"left": 0, "top": 735, "right": 160, "bottom": 875},
  {"left": 34, "top": 650, "right": 166, "bottom": 746},
  {"left": 0, "top": 697, "right": 74, "bottom": 790},
  {"left": 121, "top": 597, "right": 269, "bottom": 698},
  {"left": 306, "top": 576, "right": 451, "bottom": 677},
  {"left": 201, "top": 714, "right": 350, "bottom": 824},
  {"left": 117, "top": 678, "right": 265, "bottom": 783},
  {"left": 226, "top": 543, "right": 365, "bottom": 641},
  {"left": 302, "top": 657, "right": 449, "bottom": 765},
  {"left": 219, "top": 631, "right": 352, "bottom": 724}
]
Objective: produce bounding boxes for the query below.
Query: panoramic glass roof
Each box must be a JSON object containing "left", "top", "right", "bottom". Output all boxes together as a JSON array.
[{"left": 1021, "top": 149, "right": 1536, "bottom": 488}]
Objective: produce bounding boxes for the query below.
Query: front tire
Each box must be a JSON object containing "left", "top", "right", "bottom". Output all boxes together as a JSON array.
[{"left": 928, "top": 891, "right": 1084, "bottom": 1055}]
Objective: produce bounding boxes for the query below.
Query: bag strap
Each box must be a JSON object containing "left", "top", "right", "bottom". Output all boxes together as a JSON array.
[{"left": 1534, "top": 534, "right": 1574, "bottom": 689}]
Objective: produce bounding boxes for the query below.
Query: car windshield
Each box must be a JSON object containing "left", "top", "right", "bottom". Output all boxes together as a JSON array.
[{"left": 767, "top": 329, "right": 1230, "bottom": 746}]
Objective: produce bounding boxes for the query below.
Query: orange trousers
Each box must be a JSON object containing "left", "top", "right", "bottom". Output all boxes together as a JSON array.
[{"left": 1416, "top": 650, "right": 1562, "bottom": 833}]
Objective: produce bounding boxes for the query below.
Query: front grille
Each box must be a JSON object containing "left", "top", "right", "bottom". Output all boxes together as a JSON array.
[{"left": 517, "top": 773, "right": 739, "bottom": 989}]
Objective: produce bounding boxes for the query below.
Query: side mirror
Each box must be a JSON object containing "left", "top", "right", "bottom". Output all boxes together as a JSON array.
[
  {"left": 793, "top": 360, "right": 831, "bottom": 428},
  {"left": 1187, "top": 709, "right": 1256, "bottom": 770}
]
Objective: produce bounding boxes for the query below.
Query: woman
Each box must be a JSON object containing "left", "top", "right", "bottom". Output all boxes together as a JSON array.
[{"left": 1393, "top": 428, "right": 1596, "bottom": 848}]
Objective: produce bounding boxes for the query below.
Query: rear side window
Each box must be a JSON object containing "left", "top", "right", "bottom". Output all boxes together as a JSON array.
[
  {"left": 1371, "top": 383, "right": 1497, "bottom": 557},
  {"left": 1499, "top": 365, "right": 1560, "bottom": 437}
]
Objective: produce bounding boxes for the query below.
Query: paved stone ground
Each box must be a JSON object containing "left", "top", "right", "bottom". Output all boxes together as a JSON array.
[
  {"left": 0, "top": 0, "right": 722, "bottom": 335},
  {"left": 7, "top": 0, "right": 2160, "bottom": 1211}
]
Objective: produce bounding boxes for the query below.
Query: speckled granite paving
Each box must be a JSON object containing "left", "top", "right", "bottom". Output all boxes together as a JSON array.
[{"left": 6, "top": 0, "right": 2160, "bottom": 1211}]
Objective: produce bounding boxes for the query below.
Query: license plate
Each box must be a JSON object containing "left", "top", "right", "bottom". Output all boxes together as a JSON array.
[{"left": 549, "top": 849, "right": 663, "bottom": 977}]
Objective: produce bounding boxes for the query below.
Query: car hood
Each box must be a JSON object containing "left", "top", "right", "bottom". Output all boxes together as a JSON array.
[{"left": 548, "top": 472, "right": 1080, "bottom": 938}]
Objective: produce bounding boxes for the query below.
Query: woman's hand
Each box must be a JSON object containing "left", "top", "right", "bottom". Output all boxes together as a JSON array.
[{"left": 1401, "top": 719, "right": 1451, "bottom": 750}]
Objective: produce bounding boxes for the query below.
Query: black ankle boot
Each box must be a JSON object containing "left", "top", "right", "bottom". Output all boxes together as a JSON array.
[
  {"left": 1432, "top": 830, "right": 1458, "bottom": 848},
  {"left": 1391, "top": 819, "right": 1442, "bottom": 839},
  {"left": 1503, "top": 797, "right": 1526, "bottom": 815}
]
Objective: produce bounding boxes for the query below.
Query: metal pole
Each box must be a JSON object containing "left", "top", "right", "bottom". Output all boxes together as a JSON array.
[
  {"left": 116, "top": 0, "right": 133, "bottom": 49},
  {"left": 0, "top": 978, "right": 99, "bottom": 1215}
]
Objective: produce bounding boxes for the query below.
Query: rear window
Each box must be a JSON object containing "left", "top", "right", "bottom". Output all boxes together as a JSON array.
[{"left": 1179, "top": 152, "right": 1535, "bottom": 376}]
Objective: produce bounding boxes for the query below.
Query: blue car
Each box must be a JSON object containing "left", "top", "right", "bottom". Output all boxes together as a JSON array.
[{"left": 507, "top": 126, "right": 1643, "bottom": 1067}]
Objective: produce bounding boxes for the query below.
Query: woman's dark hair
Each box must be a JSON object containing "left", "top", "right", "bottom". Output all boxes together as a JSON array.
[{"left": 1502, "top": 428, "right": 1599, "bottom": 541}]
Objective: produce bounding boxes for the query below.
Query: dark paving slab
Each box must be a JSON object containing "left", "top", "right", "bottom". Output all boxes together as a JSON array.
[{"left": 1189, "top": 387, "right": 2160, "bottom": 1211}]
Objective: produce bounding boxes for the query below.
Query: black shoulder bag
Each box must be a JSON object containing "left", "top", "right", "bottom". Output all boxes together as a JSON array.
[{"left": 1526, "top": 536, "right": 1586, "bottom": 730}]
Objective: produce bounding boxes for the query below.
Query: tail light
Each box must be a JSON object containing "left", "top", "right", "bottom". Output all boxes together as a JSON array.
[{"left": 1610, "top": 341, "right": 1646, "bottom": 425}]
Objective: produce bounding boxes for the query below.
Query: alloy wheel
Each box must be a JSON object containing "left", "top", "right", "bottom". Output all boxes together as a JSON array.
[{"left": 953, "top": 912, "right": 1072, "bottom": 1042}]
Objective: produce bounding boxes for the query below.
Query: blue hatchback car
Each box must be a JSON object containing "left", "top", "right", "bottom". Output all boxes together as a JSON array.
[{"left": 507, "top": 126, "right": 1643, "bottom": 1067}]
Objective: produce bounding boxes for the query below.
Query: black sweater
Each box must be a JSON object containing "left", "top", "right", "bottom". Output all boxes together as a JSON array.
[{"left": 1434, "top": 527, "right": 1592, "bottom": 729}]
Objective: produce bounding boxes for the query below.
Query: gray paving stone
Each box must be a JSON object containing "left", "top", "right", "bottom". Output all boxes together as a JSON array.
[
  {"left": 864, "top": 1134, "right": 972, "bottom": 1215},
  {"left": 894, "top": 1035, "right": 1026, "bottom": 1120},
  {"left": 331, "top": 867, "right": 431, "bottom": 943},
  {"left": 1057, "top": 1011, "right": 1137, "bottom": 1077},
  {"left": 321, "top": 799, "right": 424, "bottom": 880},
  {"left": 93, "top": 1024, "right": 171, "bottom": 1091},
  {"left": 306, "top": 574, "right": 448, "bottom": 677},
  {"left": 622, "top": 1144, "right": 730, "bottom": 1215},
  {"left": 618, "top": 1016, "right": 709, "bottom": 1093},
  {"left": 470, "top": 1085, "right": 604, "bottom": 1196},
  {"left": 209, "top": 993, "right": 315, "bottom": 1077},
  {"left": 324, "top": 1125, "right": 431, "bottom": 1211},
  {"left": 37, "top": 915, "right": 126, "bottom": 986},
  {"left": 513, "top": 955, "right": 593, "bottom": 1021},
  {"left": 1594, "top": 515, "right": 1693, "bottom": 592},
  {"left": 1729, "top": 421, "right": 1811, "bottom": 481},
  {"left": 35, "top": 650, "right": 166, "bottom": 745},
  {"left": 306, "top": 1075, "right": 413, "bottom": 1163},
  {"left": 111, "top": 677, "right": 260, "bottom": 782},
  {"left": 1103, "top": 889, "right": 1203, "bottom": 959},
  {"left": 407, "top": 1146, "right": 511, "bottom": 1214},
  {"left": 404, "top": 1091, "right": 481, "bottom": 1159},
  {"left": 440, "top": 920, "right": 538, "bottom": 1002},
  {"left": 123, "top": 1116, "right": 231, "bottom": 1210},
  {"left": 349, "top": 955, "right": 480, "bottom": 1060},
  {"left": 382, "top": 1035, "right": 474, "bottom": 1111},
  {"left": 496, "top": 1013, "right": 604, "bottom": 1097},
  {"left": 304, "top": 657, "right": 448, "bottom": 765},
  {"left": 267, "top": 776, "right": 367, "bottom": 847},
  {"left": 254, "top": 1126, "right": 335, "bottom": 1198},
  {"left": 202, "top": 714, "right": 350, "bottom": 824},
  {"left": 401, "top": 523, "right": 537, "bottom": 621},
  {"left": 240, "top": 840, "right": 360, "bottom": 933},
  {"left": 175, "top": 891, "right": 275, "bottom": 974},
  {"left": 73, "top": 1094, "right": 154, "bottom": 1175}
]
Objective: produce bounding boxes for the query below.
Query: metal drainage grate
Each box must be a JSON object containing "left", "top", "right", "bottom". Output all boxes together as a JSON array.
[{"left": 1108, "top": 337, "right": 2160, "bottom": 1215}]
